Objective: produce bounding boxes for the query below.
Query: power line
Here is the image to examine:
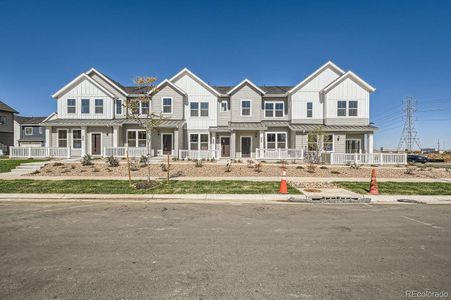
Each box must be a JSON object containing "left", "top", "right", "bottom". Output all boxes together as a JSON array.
[{"left": 397, "top": 96, "right": 421, "bottom": 151}]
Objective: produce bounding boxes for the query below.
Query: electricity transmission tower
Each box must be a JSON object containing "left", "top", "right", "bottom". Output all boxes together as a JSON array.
[{"left": 397, "top": 96, "right": 421, "bottom": 151}]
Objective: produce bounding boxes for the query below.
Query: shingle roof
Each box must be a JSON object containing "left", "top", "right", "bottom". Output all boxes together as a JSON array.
[
  {"left": 0, "top": 101, "right": 18, "bottom": 113},
  {"left": 15, "top": 116, "right": 47, "bottom": 125},
  {"left": 212, "top": 86, "right": 292, "bottom": 95}
]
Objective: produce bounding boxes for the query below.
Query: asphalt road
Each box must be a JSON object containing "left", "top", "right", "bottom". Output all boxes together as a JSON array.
[{"left": 0, "top": 201, "right": 450, "bottom": 300}]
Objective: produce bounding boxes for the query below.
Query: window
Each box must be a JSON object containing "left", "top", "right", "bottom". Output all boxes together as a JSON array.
[
  {"left": 130, "top": 100, "right": 139, "bottom": 115},
  {"left": 72, "top": 129, "right": 82, "bottom": 149},
  {"left": 265, "top": 103, "right": 273, "bottom": 118},
  {"left": 58, "top": 130, "right": 67, "bottom": 148},
  {"left": 200, "top": 102, "right": 209, "bottom": 117},
  {"left": 265, "top": 132, "right": 287, "bottom": 149},
  {"left": 81, "top": 99, "right": 90, "bottom": 114},
  {"left": 189, "top": 134, "right": 209, "bottom": 150},
  {"left": 25, "top": 127, "right": 33, "bottom": 135},
  {"left": 323, "top": 134, "right": 334, "bottom": 152},
  {"left": 241, "top": 100, "right": 251, "bottom": 116},
  {"left": 95, "top": 99, "right": 103, "bottom": 114},
  {"left": 67, "top": 99, "right": 76, "bottom": 114},
  {"left": 337, "top": 101, "right": 347, "bottom": 116},
  {"left": 190, "top": 102, "right": 199, "bottom": 117},
  {"left": 220, "top": 101, "right": 228, "bottom": 112},
  {"left": 116, "top": 99, "right": 122, "bottom": 115},
  {"left": 162, "top": 97, "right": 172, "bottom": 113},
  {"left": 348, "top": 101, "right": 358, "bottom": 116},
  {"left": 39, "top": 127, "right": 42, "bottom": 134},
  {"left": 275, "top": 103, "right": 284, "bottom": 117},
  {"left": 265, "top": 102, "right": 284, "bottom": 118},
  {"left": 141, "top": 101, "right": 150, "bottom": 115},
  {"left": 0, "top": 116, "right": 6, "bottom": 124},
  {"left": 307, "top": 102, "right": 313, "bottom": 118},
  {"left": 307, "top": 134, "right": 318, "bottom": 151},
  {"left": 127, "top": 130, "right": 146, "bottom": 147}
]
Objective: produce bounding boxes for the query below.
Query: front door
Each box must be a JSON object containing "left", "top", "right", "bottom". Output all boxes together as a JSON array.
[
  {"left": 241, "top": 137, "right": 251, "bottom": 158},
  {"left": 91, "top": 134, "right": 101, "bottom": 155},
  {"left": 346, "top": 140, "right": 361, "bottom": 153},
  {"left": 162, "top": 134, "right": 172, "bottom": 155},
  {"left": 220, "top": 137, "right": 230, "bottom": 157}
]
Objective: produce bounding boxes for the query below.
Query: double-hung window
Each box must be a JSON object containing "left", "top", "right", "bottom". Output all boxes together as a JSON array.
[
  {"left": 189, "top": 134, "right": 209, "bottom": 150},
  {"left": 200, "top": 102, "right": 209, "bottom": 116},
  {"left": 275, "top": 103, "right": 284, "bottom": 117},
  {"left": 348, "top": 101, "right": 358, "bottom": 116},
  {"left": 337, "top": 101, "right": 347, "bottom": 116},
  {"left": 241, "top": 100, "right": 251, "bottom": 116},
  {"left": 116, "top": 99, "right": 122, "bottom": 115},
  {"left": 58, "top": 129, "right": 68, "bottom": 148},
  {"left": 141, "top": 101, "right": 150, "bottom": 115},
  {"left": 190, "top": 102, "right": 209, "bottom": 117},
  {"left": 265, "top": 133, "right": 287, "bottom": 149},
  {"left": 162, "top": 98, "right": 172, "bottom": 114},
  {"left": 190, "top": 102, "right": 199, "bottom": 117},
  {"left": 95, "top": 99, "right": 103, "bottom": 114},
  {"left": 127, "top": 130, "right": 146, "bottom": 147},
  {"left": 307, "top": 102, "right": 313, "bottom": 118},
  {"left": 24, "top": 127, "right": 33, "bottom": 135},
  {"left": 323, "top": 134, "right": 334, "bottom": 152},
  {"left": 307, "top": 134, "right": 318, "bottom": 152},
  {"left": 265, "top": 102, "right": 284, "bottom": 117},
  {"left": 220, "top": 101, "right": 228, "bottom": 112},
  {"left": 0, "top": 116, "right": 6, "bottom": 124},
  {"left": 72, "top": 129, "right": 82, "bottom": 149},
  {"left": 67, "top": 99, "right": 76, "bottom": 114},
  {"left": 265, "top": 103, "right": 274, "bottom": 118},
  {"left": 81, "top": 99, "right": 90, "bottom": 114}
]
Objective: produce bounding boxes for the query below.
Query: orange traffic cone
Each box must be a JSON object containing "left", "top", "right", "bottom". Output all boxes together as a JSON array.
[
  {"left": 279, "top": 169, "right": 288, "bottom": 194},
  {"left": 369, "top": 168, "right": 380, "bottom": 195}
]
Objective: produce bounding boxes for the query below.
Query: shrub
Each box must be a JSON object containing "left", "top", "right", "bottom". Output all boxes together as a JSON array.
[
  {"left": 160, "top": 163, "right": 168, "bottom": 172},
  {"left": 254, "top": 162, "right": 262, "bottom": 173},
  {"left": 307, "top": 164, "right": 317, "bottom": 173},
  {"left": 331, "top": 170, "right": 341, "bottom": 175},
  {"left": 70, "top": 164, "right": 76, "bottom": 169},
  {"left": 93, "top": 168, "right": 100, "bottom": 172},
  {"left": 140, "top": 155, "right": 148, "bottom": 165},
  {"left": 296, "top": 165, "right": 304, "bottom": 170},
  {"left": 106, "top": 168, "right": 112, "bottom": 173},
  {"left": 225, "top": 160, "right": 232, "bottom": 172},
  {"left": 350, "top": 162, "right": 361, "bottom": 169},
  {"left": 194, "top": 159, "right": 203, "bottom": 168},
  {"left": 81, "top": 155, "right": 93, "bottom": 166},
  {"left": 247, "top": 159, "right": 254, "bottom": 168},
  {"left": 320, "top": 166, "right": 328, "bottom": 170},
  {"left": 106, "top": 156, "right": 119, "bottom": 167},
  {"left": 404, "top": 167, "right": 415, "bottom": 175},
  {"left": 53, "top": 162, "right": 64, "bottom": 167},
  {"left": 130, "top": 160, "right": 139, "bottom": 171}
]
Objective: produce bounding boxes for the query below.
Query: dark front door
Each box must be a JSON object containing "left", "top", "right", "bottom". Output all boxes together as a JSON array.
[
  {"left": 91, "top": 134, "right": 101, "bottom": 155},
  {"left": 241, "top": 137, "right": 251, "bottom": 158},
  {"left": 220, "top": 137, "right": 230, "bottom": 157},
  {"left": 162, "top": 134, "right": 172, "bottom": 154}
]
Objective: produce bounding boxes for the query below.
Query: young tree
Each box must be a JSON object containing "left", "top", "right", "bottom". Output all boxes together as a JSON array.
[
  {"left": 126, "top": 76, "right": 166, "bottom": 183},
  {"left": 306, "top": 125, "right": 326, "bottom": 164}
]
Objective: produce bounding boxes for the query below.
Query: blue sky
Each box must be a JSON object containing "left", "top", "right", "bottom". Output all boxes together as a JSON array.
[{"left": 1, "top": 0, "right": 450, "bottom": 149}]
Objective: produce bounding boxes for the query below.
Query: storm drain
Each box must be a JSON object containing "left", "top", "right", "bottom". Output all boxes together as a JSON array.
[{"left": 288, "top": 196, "right": 371, "bottom": 203}]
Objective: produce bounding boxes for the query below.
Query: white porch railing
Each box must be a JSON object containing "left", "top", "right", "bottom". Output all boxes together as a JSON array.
[
  {"left": 179, "top": 149, "right": 219, "bottom": 160},
  {"left": 256, "top": 148, "right": 304, "bottom": 160},
  {"left": 103, "top": 147, "right": 152, "bottom": 158},
  {"left": 329, "top": 153, "right": 407, "bottom": 165},
  {"left": 9, "top": 147, "right": 70, "bottom": 158}
]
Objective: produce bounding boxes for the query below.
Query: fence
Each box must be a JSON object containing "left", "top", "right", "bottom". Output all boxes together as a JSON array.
[
  {"left": 9, "top": 147, "right": 70, "bottom": 158},
  {"left": 255, "top": 148, "right": 304, "bottom": 160},
  {"left": 329, "top": 153, "right": 407, "bottom": 165},
  {"left": 179, "top": 149, "right": 219, "bottom": 160}
]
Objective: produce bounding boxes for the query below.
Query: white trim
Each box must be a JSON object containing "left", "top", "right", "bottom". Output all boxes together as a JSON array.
[
  {"left": 346, "top": 139, "right": 362, "bottom": 154},
  {"left": 94, "top": 98, "right": 104, "bottom": 114},
  {"left": 240, "top": 136, "right": 252, "bottom": 158},
  {"left": 220, "top": 100, "right": 228, "bottom": 112},
  {"left": 161, "top": 97, "right": 173, "bottom": 114},
  {"left": 240, "top": 99, "right": 252, "bottom": 117},
  {"left": 150, "top": 79, "right": 186, "bottom": 96},
  {"left": 189, "top": 101, "right": 209, "bottom": 117},
  {"left": 57, "top": 129, "right": 68, "bottom": 148},
  {"left": 322, "top": 71, "right": 376, "bottom": 93},
  {"left": 264, "top": 132, "right": 288, "bottom": 150},
  {"left": 24, "top": 127, "right": 33, "bottom": 136},
  {"left": 169, "top": 68, "right": 220, "bottom": 96},
  {"left": 161, "top": 133, "right": 174, "bottom": 153},
  {"left": 41, "top": 112, "right": 57, "bottom": 124},
  {"left": 288, "top": 61, "right": 345, "bottom": 94},
  {"left": 126, "top": 129, "right": 147, "bottom": 148},
  {"left": 263, "top": 101, "right": 285, "bottom": 118},
  {"left": 227, "top": 79, "right": 266, "bottom": 95},
  {"left": 89, "top": 132, "right": 103, "bottom": 156},
  {"left": 323, "top": 133, "right": 335, "bottom": 153},
  {"left": 66, "top": 98, "right": 76, "bottom": 114},
  {"left": 188, "top": 132, "right": 210, "bottom": 151},
  {"left": 219, "top": 135, "right": 231, "bottom": 158},
  {"left": 86, "top": 68, "right": 129, "bottom": 96},
  {"left": 52, "top": 73, "right": 116, "bottom": 99},
  {"left": 71, "top": 128, "right": 82, "bottom": 149}
]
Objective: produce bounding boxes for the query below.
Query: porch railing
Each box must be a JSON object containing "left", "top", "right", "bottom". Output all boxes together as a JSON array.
[
  {"left": 179, "top": 149, "right": 219, "bottom": 160},
  {"left": 329, "top": 153, "right": 407, "bottom": 165},
  {"left": 9, "top": 147, "right": 70, "bottom": 158},
  {"left": 103, "top": 147, "right": 152, "bottom": 158},
  {"left": 256, "top": 148, "right": 304, "bottom": 160}
]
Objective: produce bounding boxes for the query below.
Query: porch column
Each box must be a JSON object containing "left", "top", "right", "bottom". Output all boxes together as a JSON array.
[
  {"left": 259, "top": 131, "right": 264, "bottom": 149},
  {"left": 367, "top": 133, "right": 374, "bottom": 154},
  {"left": 211, "top": 134, "right": 216, "bottom": 159},
  {"left": 174, "top": 129, "right": 179, "bottom": 157},
  {"left": 45, "top": 127, "right": 51, "bottom": 147},
  {"left": 112, "top": 126, "right": 119, "bottom": 148},
  {"left": 230, "top": 131, "right": 236, "bottom": 159},
  {"left": 81, "top": 126, "right": 87, "bottom": 156}
]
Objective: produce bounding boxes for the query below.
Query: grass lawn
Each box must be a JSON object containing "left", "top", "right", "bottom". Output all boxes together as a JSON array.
[
  {"left": 0, "top": 179, "right": 301, "bottom": 194},
  {"left": 0, "top": 159, "right": 48, "bottom": 173},
  {"left": 336, "top": 181, "right": 451, "bottom": 195}
]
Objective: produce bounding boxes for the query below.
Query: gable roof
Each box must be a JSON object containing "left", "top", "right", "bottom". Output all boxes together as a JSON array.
[
  {"left": 287, "top": 61, "right": 345, "bottom": 94},
  {"left": 227, "top": 79, "right": 266, "bottom": 95},
  {"left": 321, "top": 71, "right": 376, "bottom": 93},
  {"left": 149, "top": 79, "right": 187, "bottom": 96},
  {"left": 212, "top": 85, "right": 292, "bottom": 95},
  {"left": 0, "top": 101, "right": 18, "bottom": 113},
  {"left": 15, "top": 116, "right": 47, "bottom": 125},
  {"left": 52, "top": 73, "right": 116, "bottom": 99},
  {"left": 169, "top": 68, "right": 220, "bottom": 96},
  {"left": 86, "top": 68, "right": 129, "bottom": 96}
]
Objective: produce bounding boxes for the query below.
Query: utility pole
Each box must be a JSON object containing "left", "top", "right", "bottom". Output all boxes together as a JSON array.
[{"left": 397, "top": 96, "right": 421, "bottom": 152}]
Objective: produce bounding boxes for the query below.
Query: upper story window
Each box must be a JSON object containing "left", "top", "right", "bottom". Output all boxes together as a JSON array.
[
  {"left": 348, "top": 101, "right": 358, "bottom": 116},
  {"left": 95, "top": 99, "right": 104, "bottom": 114},
  {"left": 190, "top": 102, "right": 209, "bottom": 117},
  {"left": 190, "top": 102, "right": 199, "bottom": 117},
  {"left": 72, "top": 129, "right": 82, "bottom": 149},
  {"left": 200, "top": 102, "right": 209, "bottom": 116},
  {"left": 39, "top": 127, "right": 43, "bottom": 134},
  {"left": 58, "top": 129, "right": 68, "bottom": 148},
  {"left": 81, "top": 99, "right": 90, "bottom": 114},
  {"left": 220, "top": 101, "right": 228, "bottom": 112},
  {"left": 337, "top": 101, "right": 347, "bottom": 117},
  {"left": 141, "top": 101, "right": 150, "bottom": 115},
  {"left": 162, "top": 97, "right": 172, "bottom": 114},
  {"left": 241, "top": 100, "right": 251, "bottom": 116},
  {"left": 307, "top": 102, "right": 313, "bottom": 118},
  {"left": 0, "top": 116, "right": 6, "bottom": 124},
  {"left": 116, "top": 99, "right": 122, "bottom": 115},
  {"left": 24, "top": 127, "right": 33, "bottom": 135},
  {"left": 265, "top": 102, "right": 284, "bottom": 118},
  {"left": 67, "top": 99, "right": 76, "bottom": 114}
]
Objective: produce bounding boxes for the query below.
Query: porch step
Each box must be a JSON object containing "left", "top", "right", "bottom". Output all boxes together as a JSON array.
[{"left": 9, "top": 162, "right": 48, "bottom": 175}]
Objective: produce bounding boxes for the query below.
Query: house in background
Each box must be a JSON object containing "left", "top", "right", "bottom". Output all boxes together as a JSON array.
[
  {"left": 14, "top": 115, "right": 50, "bottom": 147},
  {"left": 0, "top": 100, "right": 18, "bottom": 154}
]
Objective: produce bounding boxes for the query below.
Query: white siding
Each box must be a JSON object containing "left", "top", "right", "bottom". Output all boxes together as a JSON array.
[
  {"left": 56, "top": 78, "right": 114, "bottom": 119},
  {"left": 172, "top": 74, "right": 217, "bottom": 130}
]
